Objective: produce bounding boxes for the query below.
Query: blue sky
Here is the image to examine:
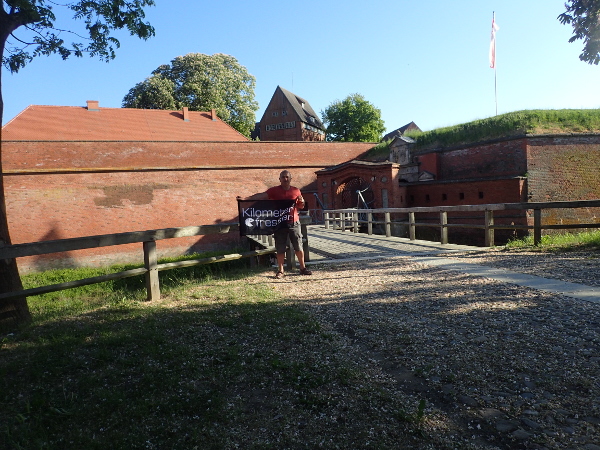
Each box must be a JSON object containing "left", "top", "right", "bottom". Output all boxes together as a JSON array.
[{"left": 2, "top": 0, "right": 599, "bottom": 132}]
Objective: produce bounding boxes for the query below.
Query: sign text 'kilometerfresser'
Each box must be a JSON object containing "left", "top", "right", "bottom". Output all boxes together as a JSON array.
[{"left": 237, "top": 199, "right": 296, "bottom": 236}]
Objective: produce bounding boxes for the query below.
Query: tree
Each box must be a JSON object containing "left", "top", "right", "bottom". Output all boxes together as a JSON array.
[
  {"left": 122, "top": 74, "right": 176, "bottom": 110},
  {"left": 321, "top": 94, "right": 386, "bottom": 142},
  {"left": 122, "top": 53, "right": 259, "bottom": 137},
  {"left": 0, "top": 0, "right": 155, "bottom": 327},
  {"left": 559, "top": 0, "right": 600, "bottom": 65}
]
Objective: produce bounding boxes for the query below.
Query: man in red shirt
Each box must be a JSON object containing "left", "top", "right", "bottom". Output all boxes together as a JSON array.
[{"left": 240, "top": 170, "right": 312, "bottom": 279}]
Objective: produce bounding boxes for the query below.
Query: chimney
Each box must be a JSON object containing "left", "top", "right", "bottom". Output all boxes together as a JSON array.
[
  {"left": 211, "top": 109, "right": 217, "bottom": 121},
  {"left": 182, "top": 107, "right": 190, "bottom": 122},
  {"left": 86, "top": 100, "right": 100, "bottom": 111}
]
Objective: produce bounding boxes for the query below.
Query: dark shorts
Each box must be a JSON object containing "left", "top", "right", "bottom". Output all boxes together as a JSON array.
[{"left": 274, "top": 222, "right": 303, "bottom": 254}]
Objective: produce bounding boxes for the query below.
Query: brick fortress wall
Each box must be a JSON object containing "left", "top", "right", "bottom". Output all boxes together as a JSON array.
[
  {"left": 3, "top": 141, "right": 374, "bottom": 272},
  {"left": 406, "top": 135, "right": 600, "bottom": 244},
  {"left": 526, "top": 135, "right": 600, "bottom": 225}
]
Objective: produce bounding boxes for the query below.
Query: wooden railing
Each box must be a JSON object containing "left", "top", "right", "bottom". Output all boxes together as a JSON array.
[
  {"left": 0, "top": 223, "right": 277, "bottom": 302},
  {"left": 323, "top": 200, "right": 600, "bottom": 247}
]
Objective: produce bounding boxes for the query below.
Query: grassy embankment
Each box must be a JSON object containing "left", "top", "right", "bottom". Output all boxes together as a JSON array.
[{"left": 366, "top": 108, "right": 600, "bottom": 159}]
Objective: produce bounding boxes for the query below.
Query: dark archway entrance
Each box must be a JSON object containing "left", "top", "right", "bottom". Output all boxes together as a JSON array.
[{"left": 337, "top": 177, "right": 374, "bottom": 209}]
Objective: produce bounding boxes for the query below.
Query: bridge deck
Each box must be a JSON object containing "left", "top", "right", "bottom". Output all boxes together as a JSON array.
[
  {"left": 304, "top": 225, "right": 600, "bottom": 304},
  {"left": 306, "top": 225, "right": 480, "bottom": 261}
]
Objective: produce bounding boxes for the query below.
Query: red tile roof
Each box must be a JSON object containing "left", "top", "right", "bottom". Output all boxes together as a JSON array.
[{"left": 2, "top": 103, "right": 249, "bottom": 141}]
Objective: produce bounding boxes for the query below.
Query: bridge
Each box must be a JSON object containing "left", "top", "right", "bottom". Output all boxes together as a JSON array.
[{"left": 301, "top": 225, "right": 600, "bottom": 304}]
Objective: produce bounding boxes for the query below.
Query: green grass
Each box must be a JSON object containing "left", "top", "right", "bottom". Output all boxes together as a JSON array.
[
  {"left": 405, "top": 108, "right": 600, "bottom": 150},
  {"left": 1, "top": 262, "right": 428, "bottom": 449},
  {"left": 363, "top": 139, "right": 392, "bottom": 159},
  {"left": 20, "top": 250, "right": 253, "bottom": 324},
  {"left": 505, "top": 229, "right": 600, "bottom": 250}
]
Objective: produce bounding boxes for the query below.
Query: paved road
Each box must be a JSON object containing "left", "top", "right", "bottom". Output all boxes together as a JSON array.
[{"left": 305, "top": 225, "right": 600, "bottom": 304}]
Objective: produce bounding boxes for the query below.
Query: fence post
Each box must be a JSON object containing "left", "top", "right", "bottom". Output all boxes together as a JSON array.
[
  {"left": 484, "top": 209, "right": 495, "bottom": 247},
  {"left": 409, "top": 212, "right": 416, "bottom": 240},
  {"left": 385, "top": 212, "right": 391, "bottom": 237},
  {"left": 367, "top": 212, "right": 373, "bottom": 235},
  {"left": 324, "top": 212, "right": 330, "bottom": 229},
  {"left": 301, "top": 221, "right": 310, "bottom": 262},
  {"left": 340, "top": 213, "right": 346, "bottom": 232},
  {"left": 143, "top": 240, "right": 160, "bottom": 301},
  {"left": 440, "top": 211, "right": 448, "bottom": 244},
  {"left": 353, "top": 211, "right": 359, "bottom": 233},
  {"left": 534, "top": 208, "right": 542, "bottom": 245}
]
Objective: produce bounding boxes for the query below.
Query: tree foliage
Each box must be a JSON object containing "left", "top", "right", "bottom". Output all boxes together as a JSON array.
[
  {"left": 0, "top": 0, "right": 156, "bottom": 328},
  {"left": 558, "top": 0, "right": 600, "bottom": 65},
  {"left": 321, "top": 94, "right": 386, "bottom": 142},
  {"left": 122, "top": 53, "right": 259, "bottom": 137},
  {"left": 1, "top": 0, "right": 155, "bottom": 73}
]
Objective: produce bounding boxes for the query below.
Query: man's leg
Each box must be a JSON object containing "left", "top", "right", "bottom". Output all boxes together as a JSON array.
[
  {"left": 276, "top": 252, "right": 286, "bottom": 274},
  {"left": 295, "top": 250, "right": 306, "bottom": 270},
  {"left": 290, "top": 223, "right": 312, "bottom": 275}
]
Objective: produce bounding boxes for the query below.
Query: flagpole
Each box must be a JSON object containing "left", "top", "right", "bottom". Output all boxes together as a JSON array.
[{"left": 493, "top": 12, "right": 498, "bottom": 116}]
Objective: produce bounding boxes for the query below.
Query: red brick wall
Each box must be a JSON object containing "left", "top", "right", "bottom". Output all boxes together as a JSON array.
[
  {"left": 3, "top": 141, "right": 373, "bottom": 272},
  {"left": 415, "top": 152, "right": 439, "bottom": 178},
  {"left": 526, "top": 135, "right": 600, "bottom": 226},
  {"left": 427, "top": 138, "right": 528, "bottom": 180},
  {"left": 407, "top": 178, "right": 527, "bottom": 207},
  {"left": 316, "top": 163, "right": 403, "bottom": 210},
  {"left": 407, "top": 178, "right": 528, "bottom": 245}
]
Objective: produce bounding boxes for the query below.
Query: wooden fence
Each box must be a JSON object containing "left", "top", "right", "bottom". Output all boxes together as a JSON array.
[
  {"left": 324, "top": 199, "right": 600, "bottom": 247},
  {"left": 0, "top": 223, "right": 276, "bottom": 303}
]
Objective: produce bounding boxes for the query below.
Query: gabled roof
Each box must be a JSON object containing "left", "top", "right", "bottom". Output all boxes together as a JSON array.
[
  {"left": 382, "top": 121, "right": 421, "bottom": 142},
  {"left": 316, "top": 159, "right": 399, "bottom": 175},
  {"left": 277, "top": 86, "right": 325, "bottom": 130},
  {"left": 390, "top": 135, "right": 416, "bottom": 145},
  {"left": 2, "top": 102, "right": 249, "bottom": 141}
]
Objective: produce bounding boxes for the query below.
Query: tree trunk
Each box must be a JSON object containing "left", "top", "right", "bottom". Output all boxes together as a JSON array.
[{"left": 0, "top": 24, "right": 31, "bottom": 328}]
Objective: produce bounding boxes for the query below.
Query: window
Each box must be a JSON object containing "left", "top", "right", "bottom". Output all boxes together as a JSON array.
[
  {"left": 272, "top": 111, "right": 278, "bottom": 117},
  {"left": 459, "top": 192, "right": 465, "bottom": 200},
  {"left": 425, "top": 194, "right": 430, "bottom": 202},
  {"left": 479, "top": 191, "right": 484, "bottom": 199},
  {"left": 442, "top": 193, "right": 447, "bottom": 201},
  {"left": 382, "top": 189, "right": 389, "bottom": 208}
]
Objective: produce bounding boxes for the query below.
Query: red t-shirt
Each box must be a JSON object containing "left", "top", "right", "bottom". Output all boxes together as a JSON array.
[{"left": 266, "top": 185, "right": 302, "bottom": 222}]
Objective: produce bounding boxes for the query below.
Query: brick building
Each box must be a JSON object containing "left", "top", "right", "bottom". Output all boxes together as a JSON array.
[
  {"left": 2, "top": 101, "right": 372, "bottom": 272},
  {"left": 316, "top": 133, "right": 600, "bottom": 244},
  {"left": 253, "top": 86, "right": 325, "bottom": 141},
  {"left": 381, "top": 121, "right": 421, "bottom": 142}
]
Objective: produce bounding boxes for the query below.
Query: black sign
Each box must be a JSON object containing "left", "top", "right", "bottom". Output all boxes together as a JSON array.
[{"left": 237, "top": 199, "right": 296, "bottom": 236}]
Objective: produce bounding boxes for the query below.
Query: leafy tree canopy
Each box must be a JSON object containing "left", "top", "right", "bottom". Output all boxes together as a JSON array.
[
  {"left": 0, "top": 0, "right": 156, "bottom": 328},
  {"left": 559, "top": 0, "right": 600, "bottom": 65},
  {"left": 321, "top": 93, "right": 386, "bottom": 142},
  {"left": 122, "top": 53, "right": 259, "bottom": 137},
  {"left": 1, "top": 0, "right": 155, "bottom": 74}
]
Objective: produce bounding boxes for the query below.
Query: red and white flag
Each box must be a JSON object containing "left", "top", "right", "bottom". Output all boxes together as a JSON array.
[{"left": 489, "top": 14, "right": 499, "bottom": 69}]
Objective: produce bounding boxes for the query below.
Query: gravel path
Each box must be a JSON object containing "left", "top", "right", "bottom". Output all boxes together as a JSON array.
[{"left": 257, "top": 248, "right": 600, "bottom": 449}]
